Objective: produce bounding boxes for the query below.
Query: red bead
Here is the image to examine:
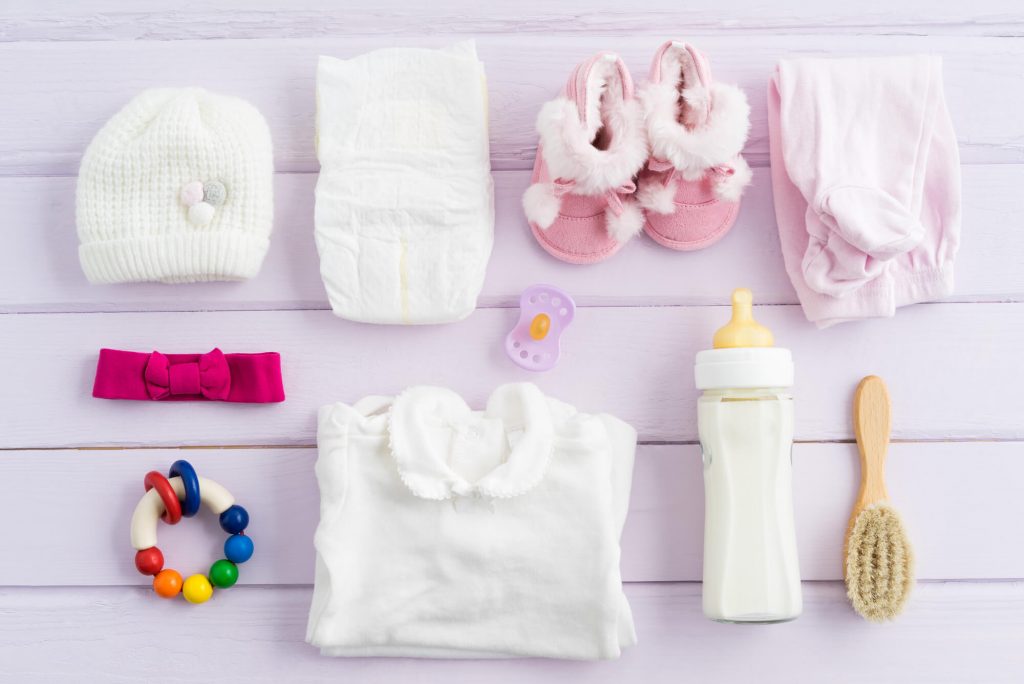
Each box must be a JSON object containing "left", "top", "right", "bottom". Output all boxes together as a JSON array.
[
  {"left": 144, "top": 471, "right": 182, "bottom": 524},
  {"left": 135, "top": 547, "right": 164, "bottom": 576}
]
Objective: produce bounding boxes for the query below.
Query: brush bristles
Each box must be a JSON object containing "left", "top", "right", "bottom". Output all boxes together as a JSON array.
[{"left": 845, "top": 502, "right": 915, "bottom": 622}]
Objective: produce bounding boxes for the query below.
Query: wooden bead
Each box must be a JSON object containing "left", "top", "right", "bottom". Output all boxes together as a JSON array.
[
  {"left": 182, "top": 574, "right": 213, "bottom": 604},
  {"left": 224, "top": 533, "right": 254, "bottom": 564},
  {"left": 219, "top": 505, "right": 249, "bottom": 534},
  {"left": 153, "top": 569, "right": 182, "bottom": 598},
  {"left": 209, "top": 559, "right": 238, "bottom": 588},
  {"left": 134, "top": 547, "right": 164, "bottom": 576}
]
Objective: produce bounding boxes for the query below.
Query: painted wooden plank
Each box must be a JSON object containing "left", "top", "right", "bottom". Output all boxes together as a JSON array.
[
  {"left": 0, "top": 442, "right": 1019, "bottom": 586},
  {"left": 0, "top": 304, "right": 1020, "bottom": 448},
  {"left": 1, "top": 303, "right": 1019, "bottom": 447},
  {"left": 3, "top": 164, "right": 1020, "bottom": 313},
  {"left": 3, "top": 0, "right": 1023, "bottom": 41},
  {"left": 0, "top": 35, "right": 1020, "bottom": 175},
  {"left": 0, "top": 582, "right": 1020, "bottom": 682}
]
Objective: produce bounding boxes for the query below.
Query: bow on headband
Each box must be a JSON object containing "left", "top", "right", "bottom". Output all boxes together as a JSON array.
[{"left": 144, "top": 348, "right": 231, "bottom": 401}]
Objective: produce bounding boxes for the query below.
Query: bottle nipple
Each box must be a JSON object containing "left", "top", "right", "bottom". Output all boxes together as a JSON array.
[{"left": 713, "top": 288, "right": 774, "bottom": 349}]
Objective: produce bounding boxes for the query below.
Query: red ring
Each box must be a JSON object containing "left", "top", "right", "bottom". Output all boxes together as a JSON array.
[{"left": 144, "top": 471, "right": 183, "bottom": 524}]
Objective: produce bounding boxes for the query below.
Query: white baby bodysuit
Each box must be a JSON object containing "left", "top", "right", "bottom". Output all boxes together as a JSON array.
[{"left": 307, "top": 383, "right": 638, "bottom": 659}]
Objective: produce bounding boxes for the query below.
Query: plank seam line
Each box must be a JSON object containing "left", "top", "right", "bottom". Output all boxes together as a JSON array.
[
  {"left": 2, "top": 437, "right": 1022, "bottom": 452},
  {"left": 1, "top": 578, "right": 1021, "bottom": 590},
  {"left": 1, "top": 155, "right": 1018, "bottom": 180},
  {"left": 2, "top": 299, "right": 1021, "bottom": 316},
  {"left": 0, "top": 24, "right": 1023, "bottom": 44}
]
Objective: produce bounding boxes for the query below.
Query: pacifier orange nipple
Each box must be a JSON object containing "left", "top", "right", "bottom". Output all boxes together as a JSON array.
[
  {"left": 713, "top": 288, "right": 774, "bottom": 349},
  {"left": 529, "top": 313, "right": 551, "bottom": 341}
]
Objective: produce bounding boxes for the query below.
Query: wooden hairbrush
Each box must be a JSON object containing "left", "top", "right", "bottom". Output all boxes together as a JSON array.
[{"left": 844, "top": 375, "right": 915, "bottom": 622}]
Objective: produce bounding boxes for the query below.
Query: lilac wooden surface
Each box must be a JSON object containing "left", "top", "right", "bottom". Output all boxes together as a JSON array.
[
  {"left": 1, "top": 34, "right": 1022, "bottom": 175},
  {"left": 1, "top": 583, "right": 1022, "bottom": 683},
  {"left": 1, "top": 1, "right": 1022, "bottom": 681},
  {"left": 2, "top": 303, "right": 1022, "bottom": 448},
  {"left": 0, "top": 442, "right": 1020, "bottom": 586},
  {"left": 5, "top": 0, "right": 1022, "bottom": 40},
  {"left": 2, "top": 165, "right": 1023, "bottom": 313}
]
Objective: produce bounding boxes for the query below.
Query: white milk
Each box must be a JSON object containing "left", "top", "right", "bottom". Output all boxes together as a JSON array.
[
  {"left": 694, "top": 288, "right": 801, "bottom": 623},
  {"left": 698, "top": 389, "right": 802, "bottom": 622}
]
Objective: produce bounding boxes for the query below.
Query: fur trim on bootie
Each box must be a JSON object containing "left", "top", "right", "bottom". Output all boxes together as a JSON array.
[
  {"left": 522, "top": 181, "right": 562, "bottom": 229},
  {"left": 641, "top": 80, "right": 750, "bottom": 182},
  {"left": 711, "top": 155, "right": 753, "bottom": 202},
  {"left": 637, "top": 177, "right": 677, "bottom": 215},
  {"left": 535, "top": 95, "right": 648, "bottom": 198},
  {"left": 605, "top": 200, "right": 645, "bottom": 243}
]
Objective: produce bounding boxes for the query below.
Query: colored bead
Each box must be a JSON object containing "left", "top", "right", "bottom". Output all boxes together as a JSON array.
[
  {"left": 182, "top": 574, "right": 214, "bottom": 604},
  {"left": 135, "top": 547, "right": 164, "bottom": 576},
  {"left": 209, "top": 559, "right": 238, "bottom": 588},
  {"left": 219, "top": 505, "right": 249, "bottom": 534},
  {"left": 143, "top": 471, "right": 182, "bottom": 524},
  {"left": 203, "top": 180, "right": 227, "bottom": 206},
  {"left": 188, "top": 201, "right": 215, "bottom": 226},
  {"left": 180, "top": 181, "right": 204, "bottom": 207},
  {"left": 153, "top": 569, "right": 183, "bottom": 598},
  {"left": 224, "top": 533, "right": 254, "bottom": 564},
  {"left": 168, "top": 460, "right": 201, "bottom": 518}
]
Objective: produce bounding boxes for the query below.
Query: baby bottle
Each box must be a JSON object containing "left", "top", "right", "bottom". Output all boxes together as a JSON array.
[{"left": 695, "top": 288, "right": 801, "bottom": 623}]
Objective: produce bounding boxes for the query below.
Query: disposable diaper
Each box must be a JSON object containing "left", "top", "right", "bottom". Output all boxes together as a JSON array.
[{"left": 315, "top": 41, "right": 494, "bottom": 324}]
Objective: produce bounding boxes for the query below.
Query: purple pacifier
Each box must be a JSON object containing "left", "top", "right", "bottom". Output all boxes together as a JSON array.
[{"left": 505, "top": 284, "right": 576, "bottom": 372}]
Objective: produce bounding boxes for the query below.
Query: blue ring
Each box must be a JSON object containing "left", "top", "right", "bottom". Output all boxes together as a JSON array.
[{"left": 168, "top": 460, "right": 201, "bottom": 518}]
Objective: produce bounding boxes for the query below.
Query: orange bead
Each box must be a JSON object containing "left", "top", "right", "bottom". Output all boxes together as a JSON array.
[
  {"left": 153, "top": 569, "right": 183, "bottom": 598},
  {"left": 529, "top": 313, "right": 550, "bottom": 341}
]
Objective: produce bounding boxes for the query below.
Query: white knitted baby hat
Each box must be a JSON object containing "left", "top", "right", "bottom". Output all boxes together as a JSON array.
[{"left": 76, "top": 88, "right": 274, "bottom": 284}]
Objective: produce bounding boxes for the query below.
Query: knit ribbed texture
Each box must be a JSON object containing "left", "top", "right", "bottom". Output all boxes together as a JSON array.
[{"left": 76, "top": 88, "right": 274, "bottom": 284}]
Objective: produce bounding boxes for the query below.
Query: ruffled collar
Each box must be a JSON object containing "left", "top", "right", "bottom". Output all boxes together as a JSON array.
[{"left": 387, "top": 384, "right": 554, "bottom": 500}]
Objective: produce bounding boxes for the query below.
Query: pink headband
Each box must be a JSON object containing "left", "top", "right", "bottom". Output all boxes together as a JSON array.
[{"left": 92, "top": 348, "right": 285, "bottom": 403}]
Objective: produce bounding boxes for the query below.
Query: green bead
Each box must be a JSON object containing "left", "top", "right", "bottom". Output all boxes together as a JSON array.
[{"left": 209, "top": 559, "right": 238, "bottom": 588}]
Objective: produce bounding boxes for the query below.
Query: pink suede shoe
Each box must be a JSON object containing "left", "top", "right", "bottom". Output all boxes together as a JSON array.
[
  {"left": 522, "top": 53, "right": 649, "bottom": 264},
  {"left": 636, "top": 41, "right": 752, "bottom": 251}
]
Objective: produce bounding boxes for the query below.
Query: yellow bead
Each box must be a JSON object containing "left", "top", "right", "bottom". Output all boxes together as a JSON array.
[
  {"left": 529, "top": 313, "right": 550, "bottom": 341},
  {"left": 182, "top": 574, "right": 214, "bottom": 604}
]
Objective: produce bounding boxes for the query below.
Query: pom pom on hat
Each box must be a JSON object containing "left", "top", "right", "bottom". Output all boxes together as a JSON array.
[
  {"left": 188, "top": 202, "right": 216, "bottom": 226},
  {"left": 203, "top": 180, "right": 227, "bottom": 206},
  {"left": 180, "top": 181, "right": 205, "bottom": 207}
]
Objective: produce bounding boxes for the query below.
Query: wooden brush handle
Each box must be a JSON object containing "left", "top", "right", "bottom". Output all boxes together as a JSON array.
[{"left": 854, "top": 375, "right": 891, "bottom": 508}]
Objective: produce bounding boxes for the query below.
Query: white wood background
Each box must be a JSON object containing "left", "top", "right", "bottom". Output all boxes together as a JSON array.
[{"left": 1, "top": 1, "right": 1022, "bottom": 681}]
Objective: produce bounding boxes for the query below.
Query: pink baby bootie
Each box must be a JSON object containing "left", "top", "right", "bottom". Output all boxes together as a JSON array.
[
  {"left": 636, "top": 41, "right": 752, "bottom": 251},
  {"left": 522, "top": 53, "right": 649, "bottom": 264}
]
